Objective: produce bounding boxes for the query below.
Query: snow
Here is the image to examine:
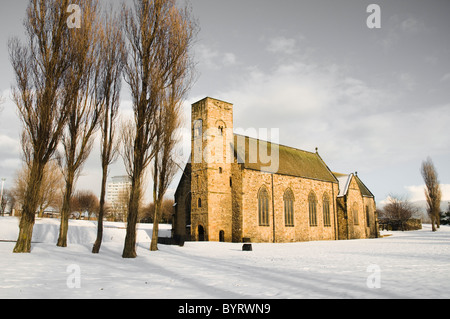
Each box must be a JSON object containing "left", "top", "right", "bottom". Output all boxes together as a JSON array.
[{"left": 1, "top": 216, "right": 450, "bottom": 299}]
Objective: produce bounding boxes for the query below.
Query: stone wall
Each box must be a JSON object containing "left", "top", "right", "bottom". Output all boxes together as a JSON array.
[
  {"left": 231, "top": 163, "right": 244, "bottom": 242},
  {"left": 240, "top": 168, "right": 339, "bottom": 243},
  {"left": 335, "top": 176, "right": 378, "bottom": 240},
  {"left": 363, "top": 196, "right": 378, "bottom": 238},
  {"left": 173, "top": 164, "right": 191, "bottom": 240},
  {"left": 345, "top": 177, "right": 367, "bottom": 239},
  {"left": 190, "top": 97, "right": 234, "bottom": 242}
]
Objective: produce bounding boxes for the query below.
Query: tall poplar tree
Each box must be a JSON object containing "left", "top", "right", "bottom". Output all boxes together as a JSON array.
[
  {"left": 121, "top": 0, "right": 196, "bottom": 258},
  {"left": 92, "top": 8, "right": 126, "bottom": 254},
  {"left": 10, "top": 0, "right": 81, "bottom": 253},
  {"left": 56, "top": 0, "right": 102, "bottom": 247},
  {"left": 421, "top": 157, "right": 442, "bottom": 231}
]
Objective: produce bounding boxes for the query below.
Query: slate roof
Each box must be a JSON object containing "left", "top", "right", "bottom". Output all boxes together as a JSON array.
[
  {"left": 354, "top": 174, "right": 374, "bottom": 198},
  {"left": 233, "top": 134, "right": 338, "bottom": 183}
]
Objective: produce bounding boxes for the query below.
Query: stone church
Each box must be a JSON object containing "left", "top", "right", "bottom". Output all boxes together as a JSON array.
[{"left": 173, "top": 97, "right": 379, "bottom": 243}]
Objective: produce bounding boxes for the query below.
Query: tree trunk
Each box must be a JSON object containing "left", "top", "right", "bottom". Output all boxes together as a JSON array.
[
  {"left": 150, "top": 199, "right": 161, "bottom": 251},
  {"left": 150, "top": 157, "right": 159, "bottom": 251},
  {"left": 122, "top": 113, "right": 146, "bottom": 258},
  {"left": 122, "top": 173, "right": 142, "bottom": 258},
  {"left": 92, "top": 164, "right": 108, "bottom": 254},
  {"left": 38, "top": 207, "right": 44, "bottom": 218},
  {"left": 122, "top": 193, "right": 139, "bottom": 258},
  {"left": 13, "top": 161, "right": 45, "bottom": 253},
  {"left": 436, "top": 211, "right": 441, "bottom": 229},
  {"left": 14, "top": 208, "right": 36, "bottom": 253},
  {"left": 57, "top": 172, "right": 75, "bottom": 247}
]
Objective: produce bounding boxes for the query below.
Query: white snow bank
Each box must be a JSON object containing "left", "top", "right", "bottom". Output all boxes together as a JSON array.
[
  {"left": 1, "top": 217, "right": 450, "bottom": 299},
  {"left": 0, "top": 217, "right": 171, "bottom": 245}
]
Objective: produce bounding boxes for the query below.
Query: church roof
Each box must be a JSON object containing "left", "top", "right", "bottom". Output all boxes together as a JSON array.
[
  {"left": 333, "top": 172, "right": 374, "bottom": 198},
  {"left": 354, "top": 174, "right": 374, "bottom": 198},
  {"left": 335, "top": 173, "right": 353, "bottom": 197},
  {"left": 233, "top": 134, "right": 338, "bottom": 183}
]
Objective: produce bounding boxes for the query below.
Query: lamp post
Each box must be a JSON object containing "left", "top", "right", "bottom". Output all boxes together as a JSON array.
[{"left": 0, "top": 178, "right": 5, "bottom": 216}]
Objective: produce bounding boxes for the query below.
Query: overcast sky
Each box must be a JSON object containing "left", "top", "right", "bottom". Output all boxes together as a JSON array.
[{"left": 0, "top": 0, "right": 449, "bottom": 206}]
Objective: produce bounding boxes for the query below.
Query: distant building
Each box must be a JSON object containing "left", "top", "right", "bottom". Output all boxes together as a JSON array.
[
  {"left": 107, "top": 175, "right": 132, "bottom": 221},
  {"left": 107, "top": 175, "right": 131, "bottom": 206}
]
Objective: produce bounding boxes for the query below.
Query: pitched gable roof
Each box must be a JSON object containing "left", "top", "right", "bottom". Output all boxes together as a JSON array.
[
  {"left": 233, "top": 134, "right": 338, "bottom": 183},
  {"left": 354, "top": 174, "right": 374, "bottom": 198},
  {"left": 335, "top": 173, "right": 353, "bottom": 197},
  {"left": 333, "top": 172, "right": 374, "bottom": 198}
]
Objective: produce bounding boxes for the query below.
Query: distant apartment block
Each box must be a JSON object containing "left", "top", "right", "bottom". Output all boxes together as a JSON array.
[{"left": 107, "top": 175, "right": 132, "bottom": 206}]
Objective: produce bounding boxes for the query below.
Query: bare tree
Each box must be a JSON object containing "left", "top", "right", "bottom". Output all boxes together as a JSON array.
[
  {"left": 72, "top": 190, "right": 99, "bottom": 220},
  {"left": 142, "top": 198, "right": 175, "bottom": 224},
  {"left": 9, "top": 0, "right": 81, "bottom": 253},
  {"left": 12, "top": 161, "right": 65, "bottom": 217},
  {"left": 1, "top": 190, "right": 14, "bottom": 216},
  {"left": 121, "top": 0, "right": 196, "bottom": 258},
  {"left": 56, "top": 0, "right": 102, "bottom": 247},
  {"left": 380, "top": 194, "right": 420, "bottom": 231},
  {"left": 421, "top": 157, "right": 442, "bottom": 231},
  {"left": 150, "top": 56, "right": 196, "bottom": 251},
  {"left": 121, "top": 0, "right": 161, "bottom": 258},
  {"left": 92, "top": 8, "right": 126, "bottom": 254}
]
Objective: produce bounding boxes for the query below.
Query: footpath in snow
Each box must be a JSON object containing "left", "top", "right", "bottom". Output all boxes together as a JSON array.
[{"left": 1, "top": 216, "right": 450, "bottom": 299}]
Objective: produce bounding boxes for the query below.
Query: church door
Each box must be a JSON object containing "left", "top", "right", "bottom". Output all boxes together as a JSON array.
[{"left": 198, "top": 225, "right": 205, "bottom": 241}]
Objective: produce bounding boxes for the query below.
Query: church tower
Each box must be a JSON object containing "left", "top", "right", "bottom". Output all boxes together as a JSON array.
[{"left": 190, "top": 97, "right": 234, "bottom": 242}]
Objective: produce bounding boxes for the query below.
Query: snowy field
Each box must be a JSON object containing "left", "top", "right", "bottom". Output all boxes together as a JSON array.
[{"left": 1, "top": 216, "right": 450, "bottom": 299}]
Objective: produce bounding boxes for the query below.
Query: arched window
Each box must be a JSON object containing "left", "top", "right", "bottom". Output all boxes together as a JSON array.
[
  {"left": 216, "top": 120, "right": 226, "bottom": 137},
  {"left": 193, "top": 119, "right": 203, "bottom": 164},
  {"left": 198, "top": 198, "right": 202, "bottom": 208},
  {"left": 353, "top": 202, "right": 359, "bottom": 225},
  {"left": 366, "top": 205, "right": 371, "bottom": 227},
  {"left": 193, "top": 119, "right": 202, "bottom": 138},
  {"left": 185, "top": 193, "right": 191, "bottom": 226},
  {"left": 323, "top": 193, "right": 331, "bottom": 227},
  {"left": 284, "top": 189, "right": 294, "bottom": 227},
  {"left": 308, "top": 192, "right": 317, "bottom": 227},
  {"left": 258, "top": 187, "right": 270, "bottom": 226}
]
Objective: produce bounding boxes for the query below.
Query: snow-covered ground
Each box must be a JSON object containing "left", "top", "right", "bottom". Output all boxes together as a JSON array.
[{"left": 1, "top": 216, "right": 449, "bottom": 299}]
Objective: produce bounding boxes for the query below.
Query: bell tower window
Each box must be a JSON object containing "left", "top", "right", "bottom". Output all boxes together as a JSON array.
[{"left": 194, "top": 119, "right": 202, "bottom": 138}]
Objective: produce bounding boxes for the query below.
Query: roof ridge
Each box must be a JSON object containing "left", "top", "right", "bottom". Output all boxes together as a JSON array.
[
  {"left": 233, "top": 133, "right": 317, "bottom": 155},
  {"left": 354, "top": 174, "right": 375, "bottom": 198}
]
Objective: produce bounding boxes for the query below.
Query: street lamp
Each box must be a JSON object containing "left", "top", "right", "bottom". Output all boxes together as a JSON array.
[{"left": 0, "top": 178, "right": 5, "bottom": 216}]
